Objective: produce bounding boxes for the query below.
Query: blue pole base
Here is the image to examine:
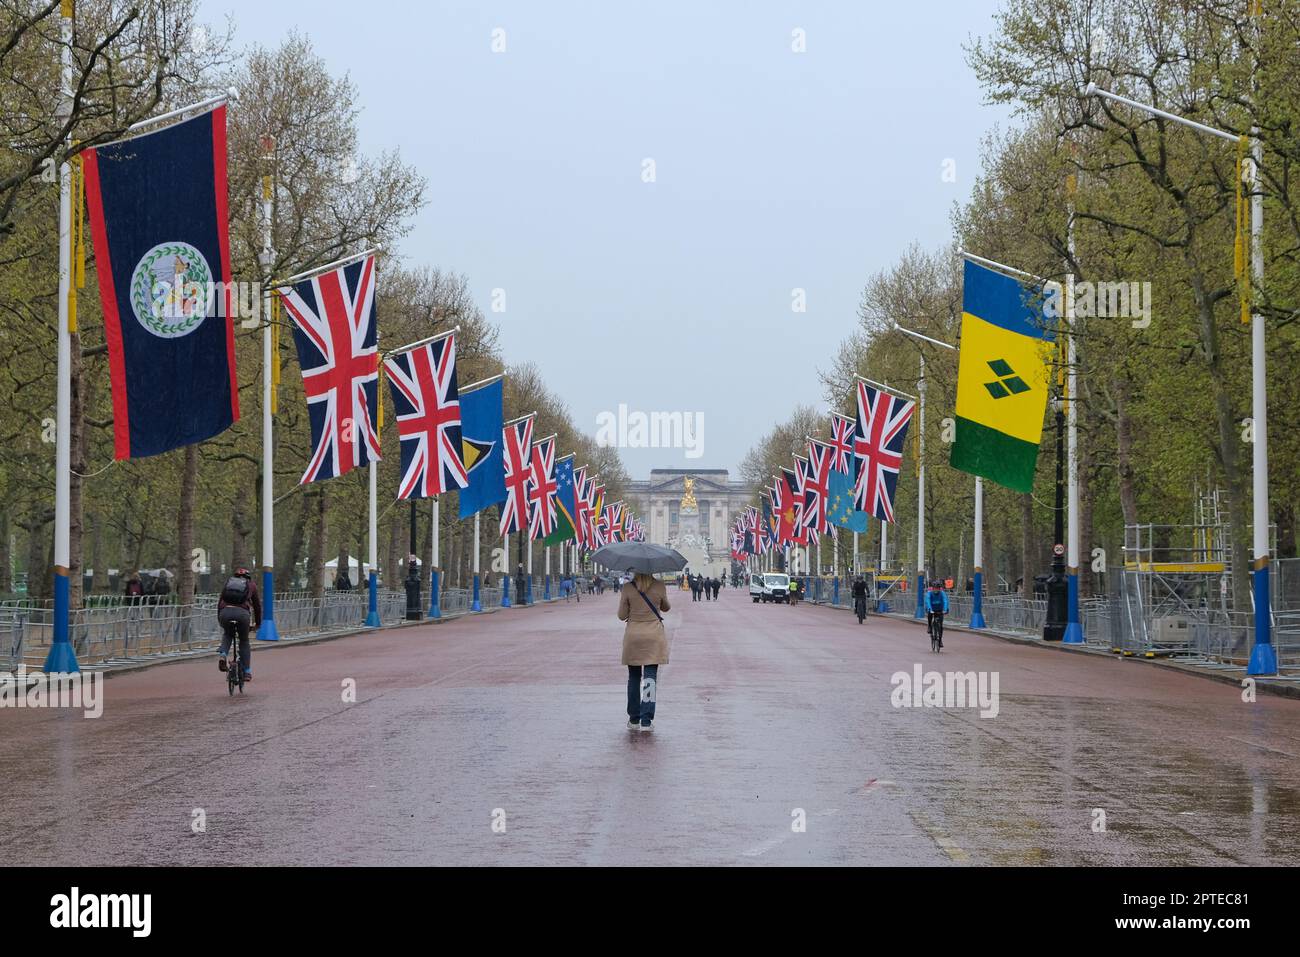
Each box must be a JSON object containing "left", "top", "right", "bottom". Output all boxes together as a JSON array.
[
  {"left": 501, "top": 583, "right": 512, "bottom": 608},
  {"left": 260, "top": 571, "right": 281, "bottom": 640},
  {"left": 526, "top": 577, "right": 534, "bottom": 605},
  {"left": 1062, "top": 573, "right": 1082, "bottom": 643},
  {"left": 971, "top": 572, "right": 985, "bottom": 629},
  {"left": 43, "top": 640, "right": 80, "bottom": 674},
  {"left": 914, "top": 574, "right": 925, "bottom": 619},
  {"left": 877, "top": 600, "right": 889, "bottom": 613},
  {"left": 45, "top": 572, "right": 79, "bottom": 673},
  {"left": 427, "top": 569, "right": 441, "bottom": 619},
  {"left": 1063, "top": 622, "right": 1084, "bottom": 644},
  {"left": 1248, "top": 642, "right": 1278, "bottom": 676},
  {"left": 1247, "top": 564, "right": 1275, "bottom": 675},
  {"left": 544, "top": 575, "right": 551, "bottom": 601},
  {"left": 833, "top": 578, "right": 840, "bottom": 606},
  {"left": 471, "top": 574, "right": 482, "bottom": 612},
  {"left": 363, "top": 570, "right": 381, "bottom": 627}
]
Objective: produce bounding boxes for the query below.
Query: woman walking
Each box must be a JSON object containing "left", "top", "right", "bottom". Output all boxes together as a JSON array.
[{"left": 618, "top": 571, "right": 671, "bottom": 733}]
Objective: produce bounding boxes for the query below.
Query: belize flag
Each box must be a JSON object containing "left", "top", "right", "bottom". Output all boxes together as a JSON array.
[{"left": 82, "top": 106, "right": 237, "bottom": 459}]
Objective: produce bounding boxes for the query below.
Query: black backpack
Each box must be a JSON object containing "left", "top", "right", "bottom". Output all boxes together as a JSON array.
[{"left": 221, "top": 576, "right": 250, "bottom": 605}]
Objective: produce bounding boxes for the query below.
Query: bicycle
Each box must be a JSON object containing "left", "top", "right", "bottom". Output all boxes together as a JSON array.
[
  {"left": 928, "top": 612, "right": 944, "bottom": 653},
  {"left": 224, "top": 620, "right": 246, "bottom": 696},
  {"left": 854, "top": 594, "right": 867, "bottom": 624}
]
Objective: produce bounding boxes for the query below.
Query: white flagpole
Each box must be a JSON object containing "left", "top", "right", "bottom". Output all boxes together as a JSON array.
[
  {"left": 914, "top": 352, "right": 927, "bottom": 619},
  {"left": 261, "top": 148, "right": 283, "bottom": 638},
  {"left": 46, "top": 1, "right": 77, "bottom": 672},
  {"left": 364, "top": 461, "right": 380, "bottom": 626},
  {"left": 526, "top": 534, "right": 534, "bottom": 604},
  {"left": 427, "top": 496, "right": 441, "bottom": 618},
  {"left": 971, "top": 477, "right": 986, "bottom": 628},
  {"left": 471, "top": 511, "right": 482, "bottom": 611}
]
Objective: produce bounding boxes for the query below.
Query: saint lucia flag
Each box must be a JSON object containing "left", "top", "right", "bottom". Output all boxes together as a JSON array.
[
  {"left": 543, "top": 456, "right": 578, "bottom": 546},
  {"left": 82, "top": 106, "right": 237, "bottom": 458},
  {"left": 457, "top": 378, "right": 505, "bottom": 518},
  {"left": 950, "top": 259, "right": 1055, "bottom": 493}
]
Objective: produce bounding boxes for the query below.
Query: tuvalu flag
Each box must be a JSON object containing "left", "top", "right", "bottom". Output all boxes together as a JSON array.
[
  {"left": 457, "top": 378, "right": 505, "bottom": 519},
  {"left": 82, "top": 106, "right": 237, "bottom": 459},
  {"left": 950, "top": 259, "right": 1056, "bottom": 493},
  {"left": 543, "top": 455, "right": 578, "bottom": 546}
]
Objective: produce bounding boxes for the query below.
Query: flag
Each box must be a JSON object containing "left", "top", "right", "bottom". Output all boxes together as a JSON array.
[
  {"left": 82, "top": 106, "right": 237, "bottom": 459},
  {"left": 601, "top": 502, "right": 624, "bottom": 544},
  {"left": 500, "top": 416, "right": 534, "bottom": 535},
  {"left": 778, "top": 467, "right": 803, "bottom": 545},
  {"left": 853, "top": 380, "right": 915, "bottom": 523},
  {"left": 951, "top": 258, "right": 1055, "bottom": 493},
  {"left": 457, "top": 378, "right": 506, "bottom": 518},
  {"left": 572, "top": 466, "right": 591, "bottom": 547},
  {"left": 383, "top": 333, "right": 467, "bottom": 499},
  {"left": 803, "top": 442, "right": 833, "bottom": 534},
  {"left": 829, "top": 413, "right": 856, "bottom": 477},
  {"left": 828, "top": 465, "right": 868, "bottom": 533},
  {"left": 527, "top": 436, "right": 558, "bottom": 540},
  {"left": 280, "top": 255, "right": 380, "bottom": 484},
  {"left": 543, "top": 456, "right": 578, "bottom": 546}
]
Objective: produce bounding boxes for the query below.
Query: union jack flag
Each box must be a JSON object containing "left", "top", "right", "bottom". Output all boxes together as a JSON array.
[
  {"left": 803, "top": 442, "right": 833, "bottom": 535},
  {"left": 527, "top": 435, "right": 558, "bottom": 540},
  {"left": 830, "top": 413, "right": 856, "bottom": 476},
  {"left": 383, "top": 333, "right": 467, "bottom": 499},
  {"left": 600, "top": 502, "right": 624, "bottom": 544},
  {"left": 500, "top": 415, "right": 534, "bottom": 536},
  {"left": 853, "top": 380, "right": 915, "bottom": 524},
  {"left": 281, "top": 255, "right": 380, "bottom": 484}
]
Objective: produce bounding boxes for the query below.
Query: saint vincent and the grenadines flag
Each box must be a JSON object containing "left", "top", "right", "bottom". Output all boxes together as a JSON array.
[
  {"left": 82, "top": 107, "right": 237, "bottom": 459},
  {"left": 951, "top": 259, "right": 1056, "bottom": 494}
]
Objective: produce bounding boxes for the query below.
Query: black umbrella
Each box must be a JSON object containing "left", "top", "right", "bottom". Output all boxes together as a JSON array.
[{"left": 590, "top": 542, "right": 688, "bottom": 574}]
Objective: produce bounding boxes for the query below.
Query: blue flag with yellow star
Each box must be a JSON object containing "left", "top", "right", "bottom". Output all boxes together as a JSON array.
[{"left": 827, "top": 466, "right": 868, "bottom": 533}]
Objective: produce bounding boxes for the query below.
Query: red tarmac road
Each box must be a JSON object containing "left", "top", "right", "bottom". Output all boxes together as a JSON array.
[{"left": 3, "top": 588, "right": 1299, "bottom": 865}]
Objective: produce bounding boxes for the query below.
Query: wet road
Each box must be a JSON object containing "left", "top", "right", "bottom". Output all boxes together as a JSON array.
[{"left": 3, "top": 588, "right": 1299, "bottom": 865}]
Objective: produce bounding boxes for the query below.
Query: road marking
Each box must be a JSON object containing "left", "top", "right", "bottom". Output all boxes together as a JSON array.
[
  {"left": 1225, "top": 736, "right": 1298, "bottom": 758},
  {"left": 909, "top": 810, "right": 970, "bottom": 864}
]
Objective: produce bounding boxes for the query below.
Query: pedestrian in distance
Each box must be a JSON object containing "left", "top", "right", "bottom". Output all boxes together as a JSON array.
[
  {"left": 124, "top": 571, "right": 144, "bottom": 603},
  {"left": 710, "top": 577, "right": 720, "bottom": 601},
  {"left": 618, "top": 570, "right": 671, "bottom": 733}
]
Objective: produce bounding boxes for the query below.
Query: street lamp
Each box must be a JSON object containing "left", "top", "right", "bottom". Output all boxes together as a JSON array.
[
  {"left": 1043, "top": 396, "right": 1068, "bottom": 641},
  {"left": 1083, "top": 81, "right": 1275, "bottom": 674}
]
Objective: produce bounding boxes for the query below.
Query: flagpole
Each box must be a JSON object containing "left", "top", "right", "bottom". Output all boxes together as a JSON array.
[
  {"left": 365, "top": 461, "right": 381, "bottom": 626},
  {"left": 272, "top": 245, "right": 384, "bottom": 289},
  {"left": 427, "top": 496, "right": 441, "bottom": 618},
  {"left": 526, "top": 534, "right": 534, "bottom": 605},
  {"left": 46, "top": 0, "right": 77, "bottom": 673},
  {"left": 471, "top": 511, "right": 482, "bottom": 612},
  {"left": 501, "top": 530, "right": 512, "bottom": 607},
  {"left": 256, "top": 138, "right": 285, "bottom": 638},
  {"left": 971, "top": 477, "right": 986, "bottom": 628},
  {"left": 914, "top": 352, "right": 927, "bottom": 619},
  {"left": 544, "top": 545, "right": 551, "bottom": 600},
  {"left": 878, "top": 520, "right": 889, "bottom": 613},
  {"left": 1063, "top": 197, "right": 1083, "bottom": 644}
]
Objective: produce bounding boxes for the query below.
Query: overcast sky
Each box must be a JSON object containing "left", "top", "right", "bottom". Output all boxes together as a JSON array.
[{"left": 207, "top": 0, "right": 1012, "bottom": 478}]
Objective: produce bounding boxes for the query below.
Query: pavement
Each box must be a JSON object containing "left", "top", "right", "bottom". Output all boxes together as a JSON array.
[{"left": 3, "top": 586, "right": 1299, "bottom": 866}]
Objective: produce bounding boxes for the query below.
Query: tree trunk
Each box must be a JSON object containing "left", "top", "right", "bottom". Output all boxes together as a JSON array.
[
  {"left": 24, "top": 509, "right": 50, "bottom": 600},
  {"left": 90, "top": 513, "right": 107, "bottom": 594},
  {"left": 1020, "top": 493, "right": 1035, "bottom": 594},
  {"left": 385, "top": 509, "right": 400, "bottom": 590},
  {"left": 1115, "top": 375, "right": 1139, "bottom": 530},
  {"left": 1192, "top": 282, "right": 1250, "bottom": 610},
  {"left": 309, "top": 487, "right": 327, "bottom": 601},
  {"left": 337, "top": 539, "right": 348, "bottom": 590},
  {"left": 0, "top": 509, "right": 10, "bottom": 594},
  {"left": 1078, "top": 422, "right": 1095, "bottom": 598},
  {"left": 277, "top": 491, "right": 311, "bottom": 593},
  {"left": 176, "top": 444, "right": 199, "bottom": 604},
  {"left": 231, "top": 504, "right": 253, "bottom": 574}
]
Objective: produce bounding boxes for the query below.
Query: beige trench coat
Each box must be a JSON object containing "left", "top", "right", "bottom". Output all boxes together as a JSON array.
[{"left": 618, "top": 579, "right": 671, "bottom": 666}]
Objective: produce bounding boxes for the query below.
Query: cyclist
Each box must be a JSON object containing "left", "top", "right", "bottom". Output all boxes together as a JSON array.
[
  {"left": 925, "top": 579, "right": 948, "bottom": 648},
  {"left": 217, "top": 567, "right": 261, "bottom": 681},
  {"left": 851, "top": 575, "right": 868, "bottom": 623}
]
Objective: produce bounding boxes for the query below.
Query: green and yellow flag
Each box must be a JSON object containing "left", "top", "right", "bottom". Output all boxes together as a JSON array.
[{"left": 950, "top": 259, "right": 1055, "bottom": 493}]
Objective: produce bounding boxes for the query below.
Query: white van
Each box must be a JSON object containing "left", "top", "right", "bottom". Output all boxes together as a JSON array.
[{"left": 750, "top": 572, "right": 790, "bottom": 603}]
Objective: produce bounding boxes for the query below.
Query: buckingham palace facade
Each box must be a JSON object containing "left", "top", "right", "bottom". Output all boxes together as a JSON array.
[{"left": 624, "top": 469, "right": 755, "bottom": 550}]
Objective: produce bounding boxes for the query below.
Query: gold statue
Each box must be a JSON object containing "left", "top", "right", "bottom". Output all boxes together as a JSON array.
[{"left": 680, "top": 477, "right": 697, "bottom": 512}]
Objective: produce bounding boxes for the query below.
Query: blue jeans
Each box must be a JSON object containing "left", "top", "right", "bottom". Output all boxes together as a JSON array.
[
  {"left": 218, "top": 606, "right": 253, "bottom": 673},
  {"left": 627, "top": 665, "right": 658, "bottom": 725}
]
